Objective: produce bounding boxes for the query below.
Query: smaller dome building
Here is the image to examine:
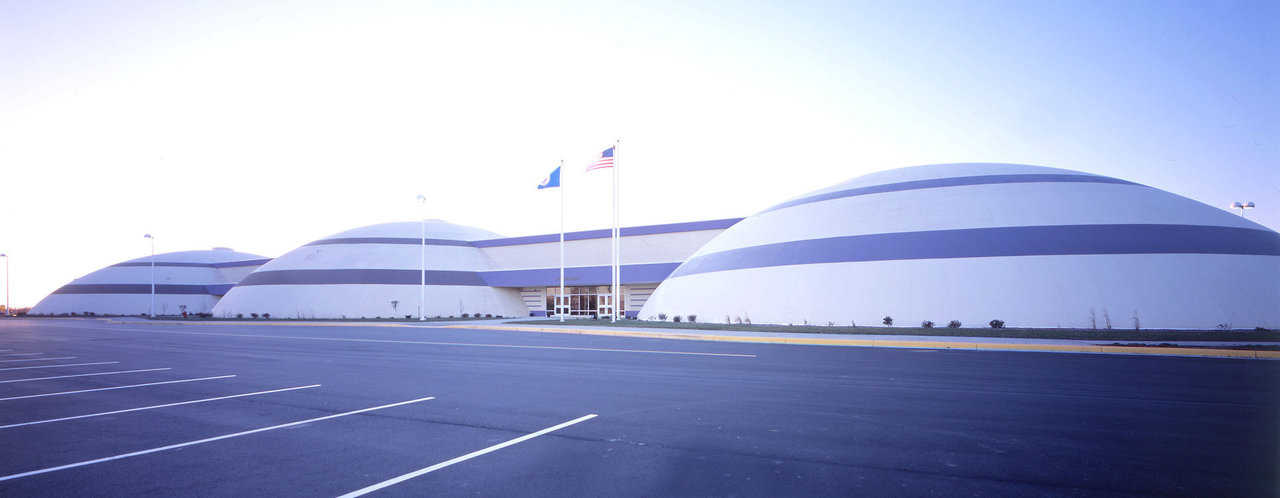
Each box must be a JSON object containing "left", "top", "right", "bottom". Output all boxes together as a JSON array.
[
  {"left": 212, "top": 220, "right": 529, "bottom": 319},
  {"left": 30, "top": 248, "right": 269, "bottom": 316}
]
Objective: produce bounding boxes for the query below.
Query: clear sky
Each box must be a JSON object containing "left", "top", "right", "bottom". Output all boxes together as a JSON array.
[{"left": 1, "top": 0, "right": 1276, "bottom": 307}]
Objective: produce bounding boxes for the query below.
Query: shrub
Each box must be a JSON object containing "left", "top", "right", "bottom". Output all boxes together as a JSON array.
[
  {"left": 744, "top": 317, "right": 751, "bottom": 325},
  {"left": 405, "top": 315, "right": 412, "bottom": 319},
  {"left": 687, "top": 315, "right": 696, "bottom": 323},
  {"left": 1256, "top": 327, "right": 1272, "bottom": 332},
  {"left": 236, "top": 313, "right": 244, "bottom": 319},
  {"left": 921, "top": 320, "right": 934, "bottom": 328},
  {"left": 485, "top": 313, "right": 492, "bottom": 318},
  {"left": 882, "top": 316, "right": 893, "bottom": 326},
  {"left": 263, "top": 313, "right": 270, "bottom": 319},
  {"left": 461, "top": 313, "right": 470, "bottom": 318},
  {"left": 989, "top": 319, "right": 1005, "bottom": 329},
  {"left": 948, "top": 320, "right": 961, "bottom": 328},
  {"left": 658, "top": 313, "right": 668, "bottom": 321},
  {"left": 673, "top": 315, "right": 682, "bottom": 323},
  {"left": 251, "top": 313, "right": 259, "bottom": 318}
]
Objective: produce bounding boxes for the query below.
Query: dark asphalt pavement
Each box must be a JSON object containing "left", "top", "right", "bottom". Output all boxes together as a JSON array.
[{"left": 0, "top": 318, "right": 1275, "bottom": 497}]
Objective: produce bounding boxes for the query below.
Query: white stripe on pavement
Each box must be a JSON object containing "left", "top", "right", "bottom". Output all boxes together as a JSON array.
[
  {"left": 1, "top": 353, "right": 46, "bottom": 357},
  {"left": 0, "top": 361, "right": 117, "bottom": 372},
  {"left": 0, "top": 384, "right": 322, "bottom": 429},
  {"left": 0, "top": 368, "right": 171, "bottom": 384},
  {"left": 0, "top": 356, "right": 75, "bottom": 363},
  {"left": 338, "top": 413, "right": 598, "bottom": 498},
  {"left": 0, "top": 375, "right": 236, "bottom": 401},
  {"left": 108, "top": 327, "right": 756, "bottom": 358},
  {"left": 0, "top": 395, "right": 436, "bottom": 482}
]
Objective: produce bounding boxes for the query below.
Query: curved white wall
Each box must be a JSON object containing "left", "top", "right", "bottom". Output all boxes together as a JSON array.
[
  {"left": 640, "top": 163, "right": 1280, "bottom": 329},
  {"left": 30, "top": 248, "right": 269, "bottom": 316},
  {"left": 212, "top": 220, "right": 528, "bottom": 319}
]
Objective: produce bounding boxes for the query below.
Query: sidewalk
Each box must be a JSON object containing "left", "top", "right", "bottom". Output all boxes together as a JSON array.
[{"left": 445, "top": 321, "right": 1280, "bottom": 360}]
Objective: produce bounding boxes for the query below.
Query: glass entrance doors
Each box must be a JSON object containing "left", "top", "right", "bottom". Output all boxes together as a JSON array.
[{"left": 546, "top": 286, "right": 624, "bottom": 317}]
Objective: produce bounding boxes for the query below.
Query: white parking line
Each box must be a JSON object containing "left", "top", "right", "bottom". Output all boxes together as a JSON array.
[
  {"left": 0, "top": 356, "right": 76, "bottom": 363},
  {"left": 339, "top": 413, "right": 598, "bottom": 497},
  {"left": 106, "top": 327, "right": 757, "bottom": 358},
  {"left": 0, "top": 395, "right": 436, "bottom": 482},
  {"left": 1, "top": 353, "right": 46, "bottom": 357},
  {"left": 0, "top": 368, "right": 171, "bottom": 384},
  {"left": 0, "top": 384, "right": 323, "bottom": 429},
  {"left": 0, "top": 375, "right": 236, "bottom": 401},
  {"left": 0, "top": 361, "right": 119, "bottom": 372}
]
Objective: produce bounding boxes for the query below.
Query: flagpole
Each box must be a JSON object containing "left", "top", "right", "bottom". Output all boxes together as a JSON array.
[
  {"left": 417, "top": 194, "right": 427, "bottom": 321},
  {"left": 558, "top": 160, "right": 566, "bottom": 323},
  {"left": 616, "top": 138, "right": 622, "bottom": 322}
]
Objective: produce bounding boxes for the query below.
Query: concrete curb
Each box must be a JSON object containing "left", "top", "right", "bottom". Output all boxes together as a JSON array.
[{"left": 444, "top": 324, "right": 1280, "bottom": 360}]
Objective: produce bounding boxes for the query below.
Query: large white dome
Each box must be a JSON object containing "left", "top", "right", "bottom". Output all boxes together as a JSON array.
[
  {"left": 639, "top": 163, "right": 1280, "bottom": 329},
  {"left": 30, "top": 248, "right": 269, "bottom": 316},
  {"left": 212, "top": 220, "right": 527, "bottom": 319}
]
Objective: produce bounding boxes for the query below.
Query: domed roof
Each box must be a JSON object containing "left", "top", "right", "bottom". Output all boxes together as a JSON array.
[
  {"left": 641, "top": 163, "right": 1280, "bottom": 329},
  {"left": 213, "top": 220, "right": 527, "bottom": 319},
  {"left": 113, "top": 248, "right": 268, "bottom": 266},
  {"left": 317, "top": 220, "right": 504, "bottom": 242},
  {"left": 30, "top": 248, "right": 270, "bottom": 316}
]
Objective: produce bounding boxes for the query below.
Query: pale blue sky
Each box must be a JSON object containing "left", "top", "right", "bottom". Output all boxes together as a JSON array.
[{"left": 1, "top": 0, "right": 1276, "bottom": 306}]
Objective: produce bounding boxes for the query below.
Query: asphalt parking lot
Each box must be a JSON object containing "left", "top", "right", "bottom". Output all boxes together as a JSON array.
[{"left": 0, "top": 318, "right": 1276, "bottom": 497}]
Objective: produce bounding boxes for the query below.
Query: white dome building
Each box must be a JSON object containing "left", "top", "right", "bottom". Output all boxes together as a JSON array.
[
  {"left": 639, "top": 163, "right": 1280, "bottom": 329},
  {"left": 212, "top": 220, "right": 529, "bottom": 319},
  {"left": 30, "top": 248, "right": 269, "bottom": 316}
]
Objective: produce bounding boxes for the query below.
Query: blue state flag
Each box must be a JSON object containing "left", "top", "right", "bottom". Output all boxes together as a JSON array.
[{"left": 537, "top": 165, "right": 561, "bottom": 189}]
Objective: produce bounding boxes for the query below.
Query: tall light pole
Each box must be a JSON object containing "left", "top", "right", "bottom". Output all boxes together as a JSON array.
[
  {"left": 0, "top": 253, "right": 8, "bottom": 317},
  {"left": 1231, "top": 201, "right": 1255, "bottom": 218},
  {"left": 417, "top": 194, "right": 427, "bottom": 321},
  {"left": 144, "top": 234, "right": 155, "bottom": 318}
]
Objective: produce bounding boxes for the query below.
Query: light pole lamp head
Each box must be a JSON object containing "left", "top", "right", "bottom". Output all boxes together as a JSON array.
[
  {"left": 144, "top": 233, "right": 153, "bottom": 239},
  {"left": 416, "top": 194, "right": 426, "bottom": 203},
  {"left": 1244, "top": 201, "right": 1255, "bottom": 209}
]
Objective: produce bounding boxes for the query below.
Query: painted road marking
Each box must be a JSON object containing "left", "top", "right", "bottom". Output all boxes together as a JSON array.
[
  {"left": 0, "top": 375, "right": 236, "bottom": 401},
  {"left": 0, "top": 356, "right": 75, "bottom": 363},
  {"left": 339, "top": 413, "right": 599, "bottom": 497},
  {"left": 0, "top": 353, "right": 46, "bottom": 357},
  {"left": 0, "top": 368, "right": 171, "bottom": 384},
  {"left": 0, "top": 395, "right": 436, "bottom": 482},
  {"left": 0, "top": 384, "right": 322, "bottom": 429},
  {"left": 97, "top": 326, "right": 757, "bottom": 358},
  {"left": 0, "top": 361, "right": 119, "bottom": 372}
]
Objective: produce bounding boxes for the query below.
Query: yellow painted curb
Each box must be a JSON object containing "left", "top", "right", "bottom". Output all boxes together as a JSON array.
[{"left": 444, "top": 324, "right": 1280, "bottom": 360}]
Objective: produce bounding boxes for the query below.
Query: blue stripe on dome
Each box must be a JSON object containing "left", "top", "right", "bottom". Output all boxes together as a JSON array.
[
  {"left": 112, "top": 259, "right": 271, "bottom": 268},
  {"left": 238, "top": 269, "right": 487, "bottom": 286},
  {"left": 297, "top": 219, "right": 743, "bottom": 249},
  {"left": 669, "top": 224, "right": 1280, "bottom": 278},
  {"left": 52, "top": 284, "right": 219, "bottom": 295},
  {"left": 761, "top": 174, "right": 1138, "bottom": 214},
  {"left": 473, "top": 218, "right": 743, "bottom": 247},
  {"left": 232, "top": 263, "right": 681, "bottom": 288}
]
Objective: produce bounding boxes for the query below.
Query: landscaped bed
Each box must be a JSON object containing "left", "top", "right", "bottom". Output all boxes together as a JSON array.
[{"left": 508, "top": 319, "right": 1280, "bottom": 342}]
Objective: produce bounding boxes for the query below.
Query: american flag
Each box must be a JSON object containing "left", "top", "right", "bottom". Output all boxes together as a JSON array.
[{"left": 586, "top": 146, "right": 615, "bottom": 172}]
